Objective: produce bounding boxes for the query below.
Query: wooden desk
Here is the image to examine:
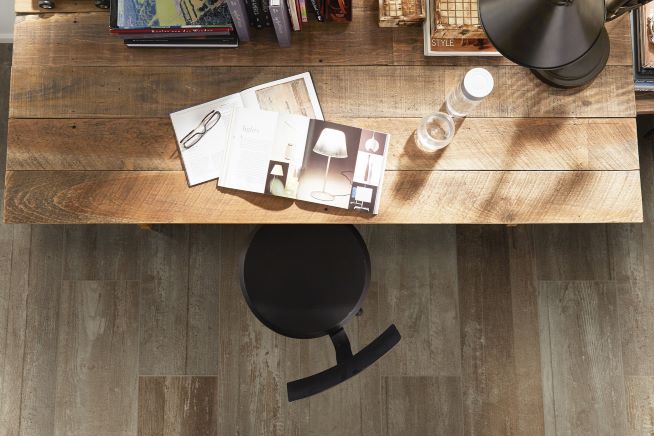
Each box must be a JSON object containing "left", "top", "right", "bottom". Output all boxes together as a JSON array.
[{"left": 4, "top": 1, "right": 643, "bottom": 224}]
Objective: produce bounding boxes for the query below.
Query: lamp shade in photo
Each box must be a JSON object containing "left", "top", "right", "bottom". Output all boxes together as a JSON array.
[
  {"left": 313, "top": 128, "right": 348, "bottom": 159},
  {"left": 478, "top": 0, "right": 608, "bottom": 88},
  {"left": 311, "top": 128, "right": 349, "bottom": 202},
  {"left": 270, "top": 164, "right": 284, "bottom": 177},
  {"left": 364, "top": 133, "right": 380, "bottom": 153}
]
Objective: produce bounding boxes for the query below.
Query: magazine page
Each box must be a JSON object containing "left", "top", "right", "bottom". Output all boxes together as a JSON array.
[
  {"left": 239, "top": 72, "right": 324, "bottom": 120},
  {"left": 170, "top": 93, "right": 244, "bottom": 186},
  {"left": 219, "top": 108, "right": 310, "bottom": 198},
  {"left": 295, "top": 120, "right": 389, "bottom": 214}
]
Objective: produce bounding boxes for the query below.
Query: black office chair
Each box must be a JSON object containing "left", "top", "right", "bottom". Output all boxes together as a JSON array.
[{"left": 240, "top": 225, "right": 401, "bottom": 402}]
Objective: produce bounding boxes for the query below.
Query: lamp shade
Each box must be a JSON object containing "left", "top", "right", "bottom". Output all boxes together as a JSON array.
[
  {"left": 270, "top": 164, "right": 284, "bottom": 177},
  {"left": 313, "top": 128, "right": 348, "bottom": 159},
  {"left": 479, "top": 0, "right": 605, "bottom": 70},
  {"left": 364, "top": 135, "right": 380, "bottom": 153}
]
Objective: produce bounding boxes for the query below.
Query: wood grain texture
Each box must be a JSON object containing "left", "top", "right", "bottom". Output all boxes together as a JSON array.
[
  {"left": 11, "top": 12, "right": 633, "bottom": 67},
  {"left": 636, "top": 92, "right": 654, "bottom": 115},
  {"left": 186, "top": 225, "right": 221, "bottom": 375},
  {"left": 539, "top": 281, "right": 628, "bottom": 436},
  {"left": 138, "top": 225, "right": 190, "bottom": 375},
  {"left": 0, "top": 221, "right": 30, "bottom": 436},
  {"left": 371, "top": 225, "right": 461, "bottom": 376},
  {"left": 382, "top": 376, "right": 463, "bottom": 436},
  {"left": 617, "top": 280, "right": 654, "bottom": 377},
  {"left": 457, "top": 226, "right": 521, "bottom": 435},
  {"left": 18, "top": 225, "right": 64, "bottom": 436},
  {"left": 6, "top": 117, "right": 640, "bottom": 171},
  {"left": 63, "top": 225, "right": 140, "bottom": 280},
  {"left": 8, "top": 65, "right": 636, "bottom": 119},
  {"left": 54, "top": 280, "right": 139, "bottom": 435},
  {"left": 3, "top": 169, "right": 643, "bottom": 224},
  {"left": 138, "top": 376, "right": 218, "bottom": 436},
  {"left": 625, "top": 376, "right": 654, "bottom": 436}
]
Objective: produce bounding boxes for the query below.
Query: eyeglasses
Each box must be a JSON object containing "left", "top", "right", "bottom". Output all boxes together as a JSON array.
[{"left": 180, "top": 110, "right": 221, "bottom": 149}]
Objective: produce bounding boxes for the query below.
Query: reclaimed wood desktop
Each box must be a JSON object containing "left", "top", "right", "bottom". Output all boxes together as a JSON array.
[{"left": 4, "top": 1, "right": 643, "bottom": 224}]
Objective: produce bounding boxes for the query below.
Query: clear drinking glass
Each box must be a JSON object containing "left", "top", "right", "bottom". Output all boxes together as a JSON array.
[{"left": 414, "top": 112, "right": 455, "bottom": 152}]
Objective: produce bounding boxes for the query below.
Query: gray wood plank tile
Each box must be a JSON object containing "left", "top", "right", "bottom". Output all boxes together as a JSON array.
[
  {"left": 139, "top": 225, "right": 190, "bottom": 375},
  {"left": 1, "top": 62, "right": 9, "bottom": 190},
  {"left": 138, "top": 376, "right": 217, "bottom": 436},
  {"left": 539, "top": 281, "right": 628, "bottom": 436},
  {"left": 617, "top": 280, "right": 654, "bottom": 376},
  {"left": 19, "top": 225, "right": 64, "bottom": 436},
  {"left": 54, "top": 280, "right": 139, "bottom": 435},
  {"left": 625, "top": 376, "right": 654, "bottom": 436},
  {"left": 533, "top": 224, "right": 612, "bottom": 281},
  {"left": 0, "top": 222, "right": 30, "bottom": 436},
  {"left": 216, "top": 225, "right": 290, "bottom": 435},
  {"left": 186, "top": 225, "right": 221, "bottom": 375},
  {"left": 63, "top": 225, "right": 140, "bottom": 281},
  {"left": 371, "top": 225, "right": 461, "bottom": 377},
  {"left": 383, "top": 376, "right": 463, "bottom": 436},
  {"left": 457, "top": 225, "right": 529, "bottom": 436},
  {"left": 508, "top": 226, "right": 545, "bottom": 435}
]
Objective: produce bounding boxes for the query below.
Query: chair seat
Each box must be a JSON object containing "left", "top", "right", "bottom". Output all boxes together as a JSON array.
[{"left": 240, "top": 225, "right": 370, "bottom": 339}]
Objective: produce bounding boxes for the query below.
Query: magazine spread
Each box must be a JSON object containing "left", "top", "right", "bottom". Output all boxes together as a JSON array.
[
  {"left": 219, "top": 108, "right": 389, "bottom": 214},
  {"left": 170, "top": 72, "right": 323, "bottom": 186}
]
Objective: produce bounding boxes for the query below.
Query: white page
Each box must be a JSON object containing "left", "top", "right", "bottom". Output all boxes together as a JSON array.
[
  {"left": 170, "top": 93, "right": 244, "bottom": 186},
  {"left": 219, "top": 108, "right": 281, "bottom": 193},
  {"left": 240, "top": 72, "right": 324, "bottom": 120}
]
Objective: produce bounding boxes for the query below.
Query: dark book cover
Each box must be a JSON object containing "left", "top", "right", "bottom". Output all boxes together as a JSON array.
[
  {"left": 269, "top": 0, "right": 291, "bottom": 47},
  {"left": 226, "top": 0, "right": 251, "bottom": 41},
  {"left": 260, "top": 0, "right": 273, "bottom": 27},
  {"left": 249, "top": 0, "right": 265, "bottom": 28},
  {"left": 242, "top": 0, "right": 257, "bottom": 26},
  {"left": 124, "top": 34, "right": 239, "bottom": 46}
]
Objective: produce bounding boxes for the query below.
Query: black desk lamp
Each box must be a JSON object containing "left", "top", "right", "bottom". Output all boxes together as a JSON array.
[{"left": 479, "top": 0, "right": 652, "bottom": 88}]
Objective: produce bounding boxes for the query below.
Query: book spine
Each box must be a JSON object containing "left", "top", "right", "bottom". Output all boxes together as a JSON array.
[
  {"left": 226, "top": 0, "right": 251, "bottom": 41},
  {"left": 298, "top": 0, "right": 308, "bottom": 22},
  {"left": 269, "top": 0, "right": 292, "bottom": 47},
  {"left": 243, "top": 0, "right": 257, "bottom": 26},
  {"left": 286, "top": 0, "right": 301, "bottom": 30},
  {"left": 295, "top": 0, "right": 303, "bottom": 29},
  {"left": 250, "top": 0, "right": 265, "bottom": 28},
  {"left": 261, "top": 0, "right": 273, "bottom": 27},
  {"left": 110, "top": 27, "right": 232, "bottom": 34},
  {"left": 308, "top": 0, "right": 324, "bottom": 21}
]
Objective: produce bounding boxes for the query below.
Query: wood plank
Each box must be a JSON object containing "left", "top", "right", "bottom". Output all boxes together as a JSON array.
[
  {"left": 371, "top": 225, "right": 461, "bottom": 376},
  {"left": 62, "top": 225, "right": 140, "bottom": 280},
  {"left": 625, "top": 376, "right": 654, "bottom": 436},
  {"left": 533, "top": 225, "right": 613, "bottom": 281},
  {"left": 138, "top": 376, "right": 218, "bottom": 436},
  {"left": 3, "top": 169, "right": 644, "bottom": 224},
  {"left": 382, "top": 376, "right": 463, "bottom": 435},
  {"left": 54, "top": 280, "right": 139, "bottom": 435},
  {"left": 12, "top": 9, "right": 394, "bottom": 67},
  {"left": 216, "top": 225, "right": 290, "bottom": 435},
  {"left": 617, "top": 280, "right": 654, "bottom": 377},
  {"left": 538, "top": 281, "right": 628, "bottom": 436},
  {"left": 15, "top": 0, "right": 99, "bottom": 13},
  {"left": 8, "top": 65, "right": 636, "bottom": 119},
  {"left": 507, "top": 226, "right": 546, "bottom": 435},
  {"left": 18, "top": 225, "right": 64, "bottom": 436},
  {"left": 457, "top": 226, "right": 520, "bottom": 435},
  {"left": 6, "top": 117, "right": 640, "bottom": 171},
  {"left": 1, "top": 61, "right": 9, "bottom": 190},
  {"left": 392, "top": 14, "right": 633, "bottom": 67},
  {"left": 186, "top": 225, "right": 221, "bottom": 375},
  {"left": 636, "top": 92, "right": 654, "bottom": 115},
  {"left": 138, "top": 225, "right": 190, "bottom": 375},
  {"left": 0, "top": 220, "right": 31, "bottom": 436}
]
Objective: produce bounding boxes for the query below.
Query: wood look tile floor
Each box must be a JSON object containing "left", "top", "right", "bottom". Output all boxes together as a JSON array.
[{"left": 2, "top": 44, "right": 654, "bottom": 435}]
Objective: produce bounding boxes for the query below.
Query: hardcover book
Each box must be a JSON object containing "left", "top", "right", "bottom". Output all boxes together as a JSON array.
[
  {"left": 111, "top": 0, "right": 233, "bottom": 30},
  {"left": 170, "top": 73, "right": 323, "bottom": 186}
]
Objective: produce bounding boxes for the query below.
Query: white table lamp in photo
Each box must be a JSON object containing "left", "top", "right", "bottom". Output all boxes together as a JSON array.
[
  {"left": 270, "top": 164, "right": 284, "bottom": 180},
  {"left": 311, "top": 128, "right": 348, "bottom": 201}
]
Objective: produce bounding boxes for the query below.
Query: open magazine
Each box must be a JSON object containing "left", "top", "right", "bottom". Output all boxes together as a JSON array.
[
  {"left": 170, "top": 73, "right": 323, "bottom": 186},
  {"left": 219, "top": 108, "right": 390, "bottom": 214}
]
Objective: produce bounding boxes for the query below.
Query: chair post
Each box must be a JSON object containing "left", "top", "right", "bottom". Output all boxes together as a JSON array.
[{"left": 330, "top": 328, "right": 353, "bottom": 365}]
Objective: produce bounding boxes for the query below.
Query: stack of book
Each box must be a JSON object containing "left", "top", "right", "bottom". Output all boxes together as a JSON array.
[
  {"left": 109, "top": 0, "right": 351, "bottom": 48},
  {"left": 109, "top": 0, "right": 239, "bottom": 47}
]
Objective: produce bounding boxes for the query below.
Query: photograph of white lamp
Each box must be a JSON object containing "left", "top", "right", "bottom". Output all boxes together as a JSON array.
[
  {"left": 269, "top": 164, "right": 285, "bottom": 195},
  {"left": 311, "top": 128, "right": 348, "bottom": 202}
]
